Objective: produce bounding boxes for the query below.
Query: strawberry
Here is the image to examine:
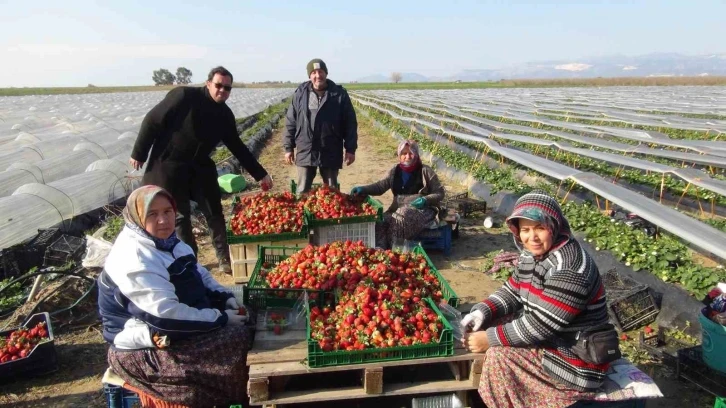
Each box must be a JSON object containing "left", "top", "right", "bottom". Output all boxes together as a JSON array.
[{"left": 644, "top": 326, "right": 653, "bottom": 335}]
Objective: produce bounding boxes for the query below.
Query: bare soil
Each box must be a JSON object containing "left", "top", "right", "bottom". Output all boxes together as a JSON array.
[{"left": 0, "top": 114, "right": 717, "bottom": 407}]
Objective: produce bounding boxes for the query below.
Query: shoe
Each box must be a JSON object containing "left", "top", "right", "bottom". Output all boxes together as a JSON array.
[{"left": 218, "top": 260, "right": 232, "bottom": 275}]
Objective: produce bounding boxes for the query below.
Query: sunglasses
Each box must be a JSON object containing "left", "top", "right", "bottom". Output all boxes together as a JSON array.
[{"left": 212, "top": 82, "right": 232, "bottom": 92}]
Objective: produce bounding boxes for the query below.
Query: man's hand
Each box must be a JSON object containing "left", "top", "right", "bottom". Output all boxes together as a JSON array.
[
  {"left": 463, "top": 331, "right": 490, "bottom": 353},
  {"left": 284, "top": 152, "right": 295, "bottom": 165},
  {"left": 129, "top": 158, "right": 144, "bottom": 171},
  {"left": 260, "top": 174, "right": 273, "bottom": 191},
  {"left": 344, "top": 152, "right": 355, "bottom": 166}
]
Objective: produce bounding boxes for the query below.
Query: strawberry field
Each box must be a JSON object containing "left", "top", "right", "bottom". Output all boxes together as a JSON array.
[{"left": 352, "top": 88, "right": 726, "bottom": 300}]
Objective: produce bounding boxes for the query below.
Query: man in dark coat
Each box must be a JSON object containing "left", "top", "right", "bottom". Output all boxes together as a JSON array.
[
  {"left": 129, "top": 66, "right": 273, "bottom": 274},
  {"left": 282, "top": 58, "right": 358, "bottom": 193}
]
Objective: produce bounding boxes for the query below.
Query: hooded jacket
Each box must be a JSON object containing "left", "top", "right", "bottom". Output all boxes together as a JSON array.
[{"left": 282, "top": 80, "right": 357, "bottom": 169}]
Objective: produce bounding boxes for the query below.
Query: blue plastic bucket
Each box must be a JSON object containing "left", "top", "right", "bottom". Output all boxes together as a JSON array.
[{"left": 699, "top": 308, "right": 726, "bottom": 374}]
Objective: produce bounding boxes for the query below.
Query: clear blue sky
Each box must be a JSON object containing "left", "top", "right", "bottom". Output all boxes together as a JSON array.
[{"left": 1, "top": 0, "right": 723, "bottom": 87}]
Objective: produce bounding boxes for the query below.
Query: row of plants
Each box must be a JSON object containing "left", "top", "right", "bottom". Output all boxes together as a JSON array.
[
  {"left": 211, "top": 99, "right": 289, "bottom": 163},
  {"left": 357, "top": 95, "right": 703, "bottom": 173},
  {"left": 355, "top": 101, "right": 530, "bottom": 195},
  {"left": 364, "top": 97, "right": 726, "bottom": 210},
  {"left": 490, "top": 137, "right": 726, "bottom": 208},
  {"left": 537, "top": 106, "right": 726, "bottom": 122},
  {"left": 562, "top": 201, "right": 725, "bottom": 298},
  {"left": 356, "top": 101, "right": 726, "bottom": 299},
  {"left": 446, "top": 105, "right": 718, "bottom": 170},
  {"left": 534, "top": 111, "right": 719, "bottom": 142}
]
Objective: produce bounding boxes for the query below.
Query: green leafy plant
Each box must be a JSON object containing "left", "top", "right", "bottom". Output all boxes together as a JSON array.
[
  {"left": 664, "top": 322, "right": 699, "bottom": 345},
  {"left": 0, "top": 278, "right": 26, "bottom": 311},
  {"left": 102, "top": 215, "right": 124, "bottom": 242}
]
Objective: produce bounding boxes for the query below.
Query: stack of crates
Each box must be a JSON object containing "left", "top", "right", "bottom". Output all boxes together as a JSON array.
[
  {"left": 291, "top": 180, "right": 383, "bottom": 248},
  {"left": 226, "top": 196, "right": 309, "bottom": 284}
]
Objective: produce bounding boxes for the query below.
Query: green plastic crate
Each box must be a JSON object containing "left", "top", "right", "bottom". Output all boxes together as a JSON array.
[
  {"left": 307, "top": 196, "right": 384, "bottom": 227},
  {"left": 412, "top": 245, "right": 459, "bottom": 308},
  {"left": 291, "top": 180, "right": 384, "bottom": 227},
  {"left": 218, "top": 174, "right": 247, "bottom": 193},
  {"left": 244, "top": 246, "right": 327, "bottom": 310},
  {"left": 226, "top": 195, "right": 310, "bottom": 245},
  {"left": 306, "top": 297, "right": 454, "bottom": 368},
  {"left": 290, "top": 180, "right": 339, "bottom": 194}
]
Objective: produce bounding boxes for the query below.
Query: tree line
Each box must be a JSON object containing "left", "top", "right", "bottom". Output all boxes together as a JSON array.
[{"left": 152, "top": 67, "right": 193, "bottom": 86}]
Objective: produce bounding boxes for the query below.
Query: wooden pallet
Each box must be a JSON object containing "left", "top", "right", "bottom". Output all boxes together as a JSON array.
[{"left": 247, "top": 311, "right": 484, "bottom": 407}]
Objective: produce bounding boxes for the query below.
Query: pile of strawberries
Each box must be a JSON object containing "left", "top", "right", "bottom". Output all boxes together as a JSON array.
[
  {"left": 228, "top": 187, "right": 377, "bottom": 237},
  {"left": 229, "top": 191, "right": 305, "bottom": 236},
  {"left": 0, "top": 321, "right": 49, "bottom": 363},
  {"left": 300, "top": 185, "right": 378, "bottom": 221},
  {"left": 259, "top": 240, "right": 448, "bottom": 351}
]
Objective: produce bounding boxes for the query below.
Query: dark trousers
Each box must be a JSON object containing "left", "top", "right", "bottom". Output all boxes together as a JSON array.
[
  {"left": 143, "top": 162, "right": 229, "bottom": 263},
  {"left": 296, "top": 166, "right": 340, "bottom": 193}
]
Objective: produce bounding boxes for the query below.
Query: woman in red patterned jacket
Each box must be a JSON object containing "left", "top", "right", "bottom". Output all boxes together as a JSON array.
[{"left": 462, "top": 191, "right": 612, "bottom": 408}]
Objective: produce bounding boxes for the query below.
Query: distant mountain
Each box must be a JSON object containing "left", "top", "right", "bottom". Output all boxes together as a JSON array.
[
  {"left": 355, "top": 53, "right": 726, "bottom": 83},
  {"left": 354, "top": 72, "right": 430, "bottom": 83}
]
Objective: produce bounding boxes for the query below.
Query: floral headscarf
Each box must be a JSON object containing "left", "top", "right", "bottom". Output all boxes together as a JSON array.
[
  {"left": 122, "top": 185, "right": 180, "bottom": 251},
  {"left": 397, "top": 139, "right": 421, "bottom": 173},
  {"left": 505, "top": 190, "right": 572, "bottom": 255}
]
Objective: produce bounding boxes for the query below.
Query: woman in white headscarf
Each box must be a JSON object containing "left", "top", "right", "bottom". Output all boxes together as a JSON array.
[
  {"left": 350, "top": 139, "right": 445, "bottom": 249},
  {"left": 97, "top": 185, "right": 249, "bottom": 407}
]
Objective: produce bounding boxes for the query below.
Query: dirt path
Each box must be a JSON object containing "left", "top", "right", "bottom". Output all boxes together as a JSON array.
[{"left": 0, "top": 112, "right": 715, "bottom": 407}]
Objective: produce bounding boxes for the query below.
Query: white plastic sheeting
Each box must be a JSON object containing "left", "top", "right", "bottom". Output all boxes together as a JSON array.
[
  {"left": 356, "top": 93, "right": 726, "bottom": 162},
  {"left": 356, "top": 97, "right": 726, "bottom": 261},
  {"left": 0, "top": 139, "right": 135, "bottom": 197},
  {"left": 0, "top": 87, "right": 292, "bottom": 248}
]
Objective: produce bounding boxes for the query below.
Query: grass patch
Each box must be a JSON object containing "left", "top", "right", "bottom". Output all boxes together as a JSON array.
[
  {"left": 357, "top": 110, "right": 399, "bottom": 156},
  {"left": 102, "top": 215, "right": 124, "bottom": 243}
]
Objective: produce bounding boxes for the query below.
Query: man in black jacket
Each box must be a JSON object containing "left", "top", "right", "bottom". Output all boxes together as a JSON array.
[
  {"left": 282, "top": 58, "right": 357, "bottom": 193},
  {"left": 129, "top": 66, "right": 273, "bottom": 274}
]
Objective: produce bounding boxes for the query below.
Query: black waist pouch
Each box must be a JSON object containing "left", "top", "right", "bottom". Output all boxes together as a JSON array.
[{"left": 568, "top": 324, "right": 622, "bottom": 365}]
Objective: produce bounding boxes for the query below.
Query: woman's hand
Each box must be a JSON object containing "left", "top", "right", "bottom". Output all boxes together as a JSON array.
[
  {"left": 225, "top": 309, "right": 248, "bottom": 325},
  {"left": 226, "top": 297, "right": 240, "bottom": 310},
  {"left": 461, "top": 309, "right": 485, "bottom": 331},
  {"left": 410, "top": 196, "right": 426, "bottom": 209},
  {"left": 226, "top": 298, "right": 248, "bottom": 315},
  {"left": 463, "top": 331, "right": 490, "bottom": 353}
]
